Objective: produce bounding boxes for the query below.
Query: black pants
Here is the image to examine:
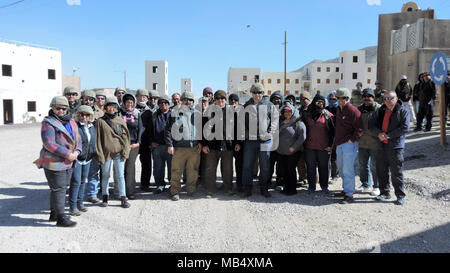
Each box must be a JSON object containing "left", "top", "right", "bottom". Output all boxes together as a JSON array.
[
  {"left": 304, "top": 148, "right": 330, "bottom": 190},
  {"left": 44, "top": 168, "right": 73, "bottom": 215},
  {"left": 330, "top": 148, "right": 338, "bottom": 179},
  {"left": 279, "top": 152, "right": 300, "bottom": 193},
  {"left": 233, "top": 149, "right": 243, "bottom": 189},
  {"left": 139, "top": 146, "right": 152, "bottom": 187},
  {"left": 269, "top": 151, "right": 282, "bottom": 186},
  {"left": 376, "top": 147, "right": 406, "bottom": 199},
  {"left": 416, "top": 102, "right": 433, "bottom": 130}
]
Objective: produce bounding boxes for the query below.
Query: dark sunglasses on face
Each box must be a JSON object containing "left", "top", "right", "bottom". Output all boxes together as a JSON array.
[
  {"left": 67, "top": 93, "right": 77, "bottom": 97},
  {"left": 384, "top": 96, "right": 396, "bottom": 101},
  {"left": 84, "top": 97, "right": 95, "bottom": 101},
  {"left": 252, "top": 91, "right": 263, "bottom": 95},
  {"left": 55, "top": 107, "right": 67, "bottom": 111},
  {"left": 183, "top": 99, "right": 194, "bottom": 102},
  {"left": 96, "top": 97, "right": 106, "bottom": 101},
  {"left": 330, "top": 98, "right": 337, "bottom": 101}
]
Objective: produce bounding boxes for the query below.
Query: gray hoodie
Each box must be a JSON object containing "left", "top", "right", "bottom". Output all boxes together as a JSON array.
[{"left": 277, "top": 105, "right": 306, "bottom": 155}]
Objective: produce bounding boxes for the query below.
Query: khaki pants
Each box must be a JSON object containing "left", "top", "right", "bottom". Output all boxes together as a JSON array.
[
  {"left": 204, "top": 150, "right": 234, "bottom": 193},
  {"left": 170, "top": 147, "right": 200, "bottom": 195}
]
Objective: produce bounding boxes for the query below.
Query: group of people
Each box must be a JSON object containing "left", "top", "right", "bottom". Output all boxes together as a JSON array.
[{"left": 35, "top": 74, "right": 426, "bottom": 227}]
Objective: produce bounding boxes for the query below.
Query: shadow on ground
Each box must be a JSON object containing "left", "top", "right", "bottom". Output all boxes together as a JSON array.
[
  {"left": 0, "top": 182, "right": 53, "bottom": 227},
  {"left": 358, "top": 222, "right": 450, "bottom": 253}
]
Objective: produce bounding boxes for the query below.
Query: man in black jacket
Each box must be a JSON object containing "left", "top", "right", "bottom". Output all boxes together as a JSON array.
[
  {"left": 395, "top": 75, "right": 416, "bottom": 125},
  {"left": 414, "top": 72, "right": 436, "bottom": 132}
]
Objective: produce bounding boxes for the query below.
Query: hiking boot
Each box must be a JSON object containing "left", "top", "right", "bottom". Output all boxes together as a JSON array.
[
  {"left": 87, "top": 197, "right": 100, "bottom": 204},
  {"left": 424, "top": 127, "right": 431, "bottom": 132},
  {"left": 171, "top": 194, "right": 180, "bottom": 201},
  {"left": 69, "top": 208, "right": 81, "bottom": 216},
  {"left": 49, "top": 211, "right": 57, "bottom": 222},
  {"left": 339, "top": 195, "right": 354, "bottom": 204},
  {"left": 376, "top": 193, "right": 392, "bottom": 201},
  {"left": 56, "top": 214, "right": 77, "bottom": 228},
  {"left": 395, "top": 198, "right": 406, "bottom": 206},
  {"left": 120, "top": 197, "right": 130, "bottom": 208},
  {"left": 77, "top": 204, "right": 88, "bottom": 212},
  {"left": 100, "top": 195, "right": 108, "bottom": 207}
]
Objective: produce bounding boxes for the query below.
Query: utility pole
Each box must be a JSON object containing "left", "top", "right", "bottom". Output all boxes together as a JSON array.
[
  {"left": 284, "top": 31, "right": 287, "bottom": 95},
  {"left": 114, "top": 70, "right": 127, "bottom": 89}
]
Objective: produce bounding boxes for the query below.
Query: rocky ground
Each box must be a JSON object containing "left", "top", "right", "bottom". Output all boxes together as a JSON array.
[{"left": 0, "top": 122, "right": 448, "bottom": 253}]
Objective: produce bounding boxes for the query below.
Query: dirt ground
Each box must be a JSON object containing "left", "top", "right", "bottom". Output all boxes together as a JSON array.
[{"left": 0, "top": 122, "right": 448, "bottom": 253}]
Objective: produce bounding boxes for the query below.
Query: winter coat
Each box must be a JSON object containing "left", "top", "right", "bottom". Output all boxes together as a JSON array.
[
  {"left": 302, "top": 109, "right": 335, "bottom": 150},
  {"left": 333, "top": 102, "right": 363, "bottom": 147},
  {"left": 95, "top": 114, "right": 130, "bottom": 164},
  {"left": 419, "top": 80, "right": 437, "bottom": 104},
  {"left": 243, "top": 96, "right": 274, "bottom": 141},
  {"left": 76, "top": 122, "right": 97, "bottom": 162},
  {"left": 350, "top": 90, "right": 363, "bottom": 107},
  {"left": 395, "top": 80, "right": 413, "bottom": 102},
  {"left": 203, "top": 105, "right": 241, "bottom": 151},
  {"left": 34, "top": 116, "right": 82, "bottom": 171},
  {"left": 277, "top": 118, "right": 306, "bottom": 155},
  {"left": 369, "top": 101, "right": 410, "bottom": 150},
  {"left": 357, "top": 102, "right": 381, "bottom": 149},
  {"left": 164, "top": 105, "right": 202, "bottom": 148}
]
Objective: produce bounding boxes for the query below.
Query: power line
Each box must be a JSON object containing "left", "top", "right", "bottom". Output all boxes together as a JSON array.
[{"left": 0, "top": 0, "right": 25, "bottom": 9}]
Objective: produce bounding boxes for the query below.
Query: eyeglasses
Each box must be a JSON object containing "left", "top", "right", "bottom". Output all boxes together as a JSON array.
[
  {"left": 55, "top": 107, "right": 68, "bottom": 111},
  {"left": 96, "top": 97, "right": 106, "bottom": 101},
  {"left": 106, "top": 105, "right": 117, "bottom": 110},
  {"left": 315, "top": 101, "right": 324, "bottom": 105},
  {"left": 384, "top": 96, "right": 396, "bottom": 101},
  {"left": 66, "top": 93, "right": 77, "bottom": 97},
  {"left": 183, "top": 99, "right": 194, "bottom": 102},
  {"left": 117, "top": 92, "right": 125, "bottom": 95},
  {"left": 84, "top": 97, "right": 95, "bottom": 102},
  {"left": 252, "top": 91, "right": 264, "bottom": 95},
  {"left": 329, "top": 98, "right": 337, "bottom": 101}
]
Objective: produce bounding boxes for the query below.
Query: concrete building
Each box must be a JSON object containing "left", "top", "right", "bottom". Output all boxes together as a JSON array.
[
  {"left": 298, "top": 48, "right": 377, "bottom": 99},
  {"left": 377, "top": 2, "right": 435, "bottom": 91},
  {"left": 145, "top": 60, "right": 168, "bottom": 96},
  {"left": 181, "top": 78, "right": 192, "bottom": 93},
  {"left": 62, "top": 75, "right": 81, "bottom": 96},
  {"left": 261, "top": 72, "right": 302, "bottom": 97},
  {"left": 386, "top": 8, "right": 450, "bottom": 90},
  {"left": 0, "top": 39, "right": 62, "bottom": 125},
  {"left": 227, "top": 67, "right": 261, "bottom": 103}
]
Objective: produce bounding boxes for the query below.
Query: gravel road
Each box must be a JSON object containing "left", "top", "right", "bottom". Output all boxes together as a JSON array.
[{"left": 0, "top": 122, "right": 448, "bottom": 253}]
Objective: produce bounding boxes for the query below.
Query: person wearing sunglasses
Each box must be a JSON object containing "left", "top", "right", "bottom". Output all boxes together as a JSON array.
[
  {"left": 333, "top": 88, "right": 363, "bottom": 204},
  {"left": 241, "top": 83, "right": 274, "bottom": 198},
  {"left": 302, "top": 95, "right": 335, "bottom": 195},
  {"left": 34, "top": 96, "right": 82, "bottom": 227},
  {"left": 356, "top": 89, "right": 381, "bottom": 197},
  {"left": 326, "top": 91, "right": 339, "bottom": 182},
  {"left": 165, "top": 91, "right": 202, "bottom": 201},
  {"left": 63, "top": 86, "right": 81, "bottom": 116},
  {"left": 369, "top": 91, "right": 410, "bottom": 205},
  {"left": 81, "top": 89, "right": 102, "bottom": 120},
  {"left": 95, "top": 90, "right": 107, "bottom": 119},
  {"left": 148, "top": 90, "right": 160, "bottom": 113},
  {"left": 114, "top": 87, "right": 127, "bottom": 106},
  {"left": 96, "top": 97, "right": 131, "bottom": 208},
  {"left": 68, "top": 105, "right": 97, "bottom": 217}
]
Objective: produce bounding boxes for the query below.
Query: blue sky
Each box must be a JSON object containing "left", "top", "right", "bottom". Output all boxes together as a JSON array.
[{"left": 1, "top": 0, "right": 449, "bottom": 97}]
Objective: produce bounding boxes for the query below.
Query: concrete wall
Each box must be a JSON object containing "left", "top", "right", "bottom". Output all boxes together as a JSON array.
[
  {"left": 62, "top": 75, "right": 81, "bottom": 95},
  {"left": 377, "top": 9, "right": 435, "bottom": 91},
  {"left": 0, "top": 41, "right": 62, "bottom": 125},
  {"left": 227, "top": 68, "right": 260, "bottom": 103},
  {"left": 262, "top": 72, "right": 302, "bottom": 96},
  {"left": 145, "top": 60, "right": 168, "bottom": 96},
  {"left": 181, "top": 78, "right": 192, "bottom": 93}
]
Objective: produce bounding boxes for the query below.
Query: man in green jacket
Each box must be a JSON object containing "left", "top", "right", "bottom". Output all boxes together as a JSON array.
[{"left": 356, "top": 88, "right": 380, "bottom": 196}]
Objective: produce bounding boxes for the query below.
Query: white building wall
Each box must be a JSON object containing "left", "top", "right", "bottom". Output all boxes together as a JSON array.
[
  {"left": 227, "top": 67, "right": 261, "bottom": 103},
  {"left": 340, "top": 50, "right": 366, "bottom": 90},
  {"left": 0, "top": 41, "right": 62, "bottom": 125},
  {"left": 181, "top": 78, "right": 192, "bottom": 93},
  {"left": 262, "top": 72, "right": 302, "bottom": 96},
  {"left": 145, "top": 60, "right": 168, "bottom": 96},
  {"left": 309, "top": 63, "right": 341, "bottom": 97}
]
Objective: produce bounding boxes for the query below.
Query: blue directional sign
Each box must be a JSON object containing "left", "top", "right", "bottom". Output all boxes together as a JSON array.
[{"left": 430, "top": 52, "right": 448, "bottom": 86}]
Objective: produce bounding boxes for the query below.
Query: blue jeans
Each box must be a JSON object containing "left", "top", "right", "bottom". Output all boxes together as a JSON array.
[
  {"left": 87, "top": 158, "right": 100, "bottom": 198},
  {"left": 152, "top": 144, "right": 172, "bottom": 186},
  {"left": 336, "top": 141, "right": 358, "bottom": 197},
  {"left": 101, "top": 156, "right": 126, "bottom": 197},
  {"left": 242, "top": 140, "right": 272, "bottom": 191},
  {"left": 358, "top": 147, "right": 378, "bottom": 188},
  {"left": 69, "top": 161, "right": 90, "bottom": 209}
]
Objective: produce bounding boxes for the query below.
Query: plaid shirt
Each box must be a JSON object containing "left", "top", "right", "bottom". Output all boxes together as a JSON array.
[{"left": 34, "top": 116, "right": 82, "bottom": 171}]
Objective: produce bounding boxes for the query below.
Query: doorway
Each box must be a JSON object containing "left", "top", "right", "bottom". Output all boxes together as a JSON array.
[{"left": 3, "top": 100, "right": 13, "bottom": 124}]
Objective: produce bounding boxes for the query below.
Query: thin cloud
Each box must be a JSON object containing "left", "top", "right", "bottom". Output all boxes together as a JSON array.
[
  {"left": 66, "top": 0, "right": 81, "bottom": 6},
  {"left": 366, "top": 0, "right": 381, "bottom": 6}
]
